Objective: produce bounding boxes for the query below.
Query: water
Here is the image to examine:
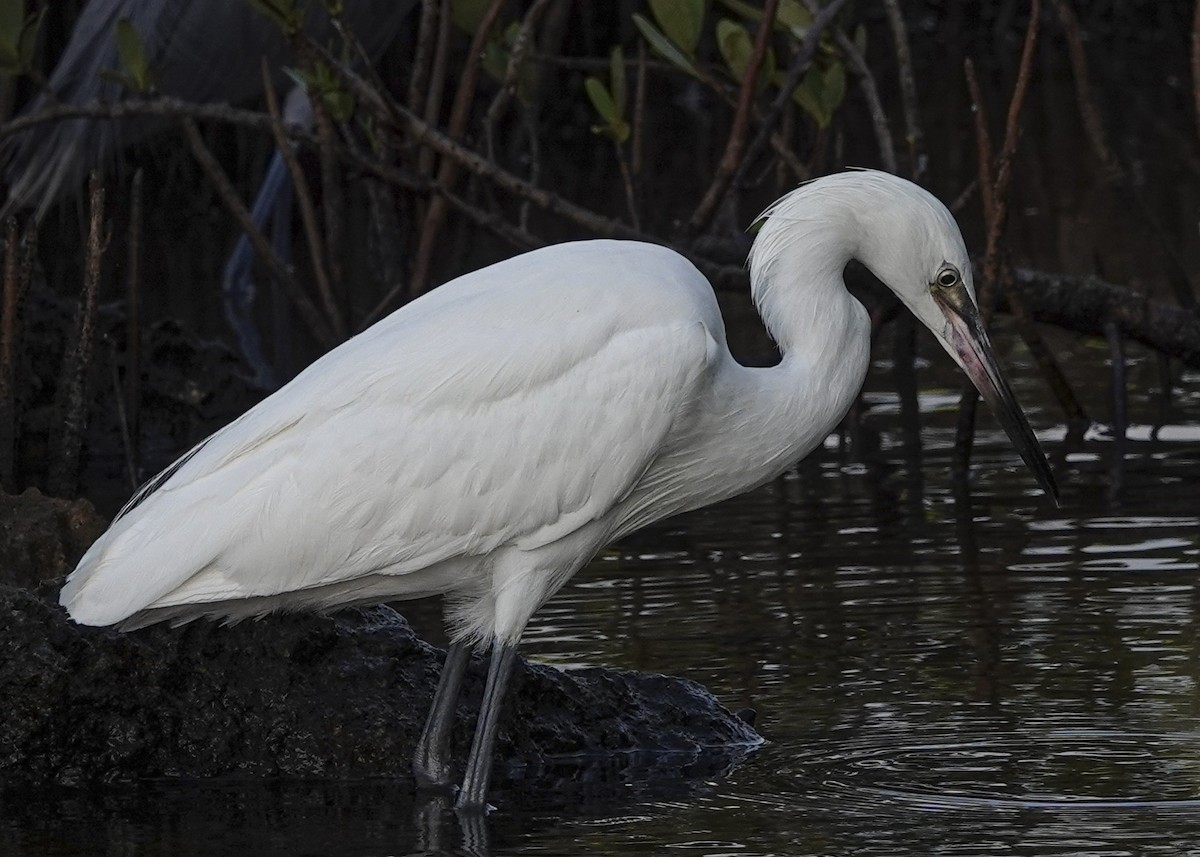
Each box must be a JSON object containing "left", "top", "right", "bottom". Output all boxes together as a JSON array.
[{"left": 5, "top": 327, "right": 1200, "bottom": 855}]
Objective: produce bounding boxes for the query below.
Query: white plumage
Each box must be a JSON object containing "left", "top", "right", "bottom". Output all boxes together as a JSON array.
[{"left": 60, "top": 170, "right": 1055, "bottom": 809}]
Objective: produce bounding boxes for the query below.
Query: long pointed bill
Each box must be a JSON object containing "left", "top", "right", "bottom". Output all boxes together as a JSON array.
[{"left": 933, "top": 286, "right": 1060, "bottom": 505}]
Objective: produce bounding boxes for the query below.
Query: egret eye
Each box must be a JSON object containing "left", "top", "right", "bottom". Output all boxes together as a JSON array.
[{"left": 935, "top": 267, "right": 959, "bottom": 288}]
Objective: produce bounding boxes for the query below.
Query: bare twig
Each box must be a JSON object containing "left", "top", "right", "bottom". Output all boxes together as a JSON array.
[
  {"left": 407, "top": 0, "right": 440, "bottom": 115},
  {"left": 0, "top": 98, "right": 280, "bottom": 142},
  {"left": 261, "top": 62, "right": 345, "bottom": 341},
  {"left": 1193, "top": 0, "right": 1200, "bottom": 144},
  {"left": 633, "top": 40, "right": 647, "bottom": 179},
  {"left": 1, "top": 222, "right": 37, "bottom": 488},
  {"left": 125, "top": 169, "right": 144, "bottom": 487},
  {"left": 50, "top": 173, "right": 109, "bottom": 498},
  {"left": 181, "top": 118, "right": 336, "bottom": 348},
  {"left": 614, "top": 141, "right": 641, "bottom": 230},
  {"left": 312, "top": 97, "right": 347, "bottom": 328},
  {"left": 410, "top": 0, "right": 509, "bottom": 297},
  {"left": 418, "top": 0, "right": 454, "bottom": 178},
  {"left": 735, "top": 0, "right": 850, "bottom": 188},
  {"left": 980, "top": 0, "right": 1041, "bottom": 316},
  {"left": 963, "top": 60, "right": 995, "bottom": 216},
  {"left": 836, "top": 29, "right": 897, "bottom": 173},
  {"left": 1105, "top": 318, "right": 1127, "bottom": 496},
  {"left": 955, "top": 0, "right": 1044, "bottom": 468},
  {"left": 970, "top": 34, "right": 1086, "bottom": 428},
  {"left": 882, "top": 0, "right": 925, "bottom": 180},
  {"left": 1055, "top": 0, "right": 1121, "bottom": 177},
  {"left": 484, "top": 0, "right": 552, "bottom": 162},
  {"left": 686, "top": 0, "right": 781, "bottom": 237},
  {"left": 111, "top": 356, "right": 137, "bottom": 492}
]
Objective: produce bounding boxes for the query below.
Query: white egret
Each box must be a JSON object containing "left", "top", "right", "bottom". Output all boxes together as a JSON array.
[{"left": 60, "top": 170, "right": 1057, "bottom": 811}]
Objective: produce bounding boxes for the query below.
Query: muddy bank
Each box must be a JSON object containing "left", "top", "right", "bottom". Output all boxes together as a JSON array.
[{"left": 0, "top": 492, "right": 760, "bottom": 791}]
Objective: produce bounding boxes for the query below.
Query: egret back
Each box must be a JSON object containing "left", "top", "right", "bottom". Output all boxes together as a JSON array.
[{"left": 62, "top": 241, "right": 725, "bottom": 627}]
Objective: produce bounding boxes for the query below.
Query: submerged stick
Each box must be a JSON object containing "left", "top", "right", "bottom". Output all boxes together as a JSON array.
[{"left": 1105, "top": 320, "right": 1127, "bottom": 497}]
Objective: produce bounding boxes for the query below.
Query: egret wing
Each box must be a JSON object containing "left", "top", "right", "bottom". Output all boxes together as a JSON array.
[{"left": 63, "top": 253, "right": 719, "bottom": 625}]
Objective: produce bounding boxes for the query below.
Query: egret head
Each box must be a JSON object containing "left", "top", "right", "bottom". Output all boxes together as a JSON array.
[{"left": 754, "top": 170, "right": 1058, "bottom": 503}]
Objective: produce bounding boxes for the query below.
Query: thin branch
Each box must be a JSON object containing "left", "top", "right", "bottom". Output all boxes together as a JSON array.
[
  {"left": 418, "top": 0, "right": 454, "bottom": 177},
  {"left": 980, "top": 0, "right": 1041, "bottom": 317},
  {"left": 407, "top": 0, "right": 440, "bottom": 115},
  {"left": 685, "top": 0, "right": 781, "bottom": 237},
  {"left": 50, "top": 173, "right": 109, "bottom": 498},
  {"left": 410, "top": 0, "right": 510, "bottom": 297},
  {"left": 311, "top": 95, "right": 347, "bottom": 330},
  {"left": 125, "top": 168, "right": 144, "bottom": 487},
  {"left": 181, "top": 118, "right": 335, "bottom": 348},
  {"left": 956, "top": 0, "right": 1049, "bottom": 467},
  {"left": 633, "top": 40, "right": 647, "bottom": 179},
  {"left": 735, "top": 0, "right": 850, "bottom": 188},
  {"left": 1055, "top": 0, "right": 1121, "bottom": 177},
  {"left": 1193, "top": 0, "right": 1200, "bottom": 144},
  {"left": 484, "top": 0, "right": 552, "bottom": 162},
  {"left": 261, "top": 61, "right": 345, "bottom": 341},
  {"left": 963, "top": 59, "right": 995, "bottom": 217},
  {"left": 0, "top": 98, "right": 278, "bottom": 142},
  {"left": 836, "top": 28, "right": 897, "bottom": 173},
  {"left": 882, "top": 0, "right": 925, "bottom": 180}
]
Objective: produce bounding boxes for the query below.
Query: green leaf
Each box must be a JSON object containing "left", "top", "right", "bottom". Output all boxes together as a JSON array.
[
  {"left": 482, "top": 39, "right": 508, "bottom": 82},
  {"left": 792, "top": 64, "right": 827, "bottom": 126},
  {"left": 609, "top": 45, "right": 626, "bottom": 117},
  {"left": 715, "top": 18, "right": 752, "bottom": 78},
  {"left": 777, "top": 0, "right": 813, "bottom": 38},
  {"left": 632, "top": 13, "right": 699, "bottom": 78},
  {"left": 716, "top": 18, "right": 774, "bottom": 91},
  {"left": 585, "top": 77, "right": 618, "bottom": 124},
  {"left": 715, "top": 0, "right": 810, "bottom": 40},
  {"left": 115, "top": 18, "right": 152, "bottom": 92},
  {"left": 791, "top": 60, "right": 845, "bottom": 128},
  {"left": 648, "top": 0, "right": 706, "bottom": 55}
]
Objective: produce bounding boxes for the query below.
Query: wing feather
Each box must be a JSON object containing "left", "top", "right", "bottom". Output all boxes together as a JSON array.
[{"left": 62, "top": 241, "right": 722, "bottom": 625}]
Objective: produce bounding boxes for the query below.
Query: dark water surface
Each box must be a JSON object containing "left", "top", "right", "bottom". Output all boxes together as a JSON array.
[{"left": 5, "top": 328, "right": 1200, "bottom": 855}]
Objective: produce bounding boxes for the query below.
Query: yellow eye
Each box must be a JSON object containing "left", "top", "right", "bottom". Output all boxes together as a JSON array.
[{"left": 935, "top": 268, "right": 959, "bottom": 288}]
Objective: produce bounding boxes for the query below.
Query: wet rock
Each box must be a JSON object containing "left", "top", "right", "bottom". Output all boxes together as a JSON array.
[
  {"left": 0, "top": 584, "right": 760, "bottom": 788},
  {"left": 0, "top": 488, "right": 108, "bottom": 588}
]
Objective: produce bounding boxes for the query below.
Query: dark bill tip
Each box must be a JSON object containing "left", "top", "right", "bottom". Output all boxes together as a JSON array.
[{"left": 937, "top": 290, "right": 1061, "bottom": 506}]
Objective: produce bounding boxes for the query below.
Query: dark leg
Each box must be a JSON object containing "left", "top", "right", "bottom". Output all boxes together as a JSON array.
[
  {"left": 455, "top": 639, "right": 519, "bottom": 812},
  {"left": 413, "top": 640, "right": 471, "bottom": 788}
]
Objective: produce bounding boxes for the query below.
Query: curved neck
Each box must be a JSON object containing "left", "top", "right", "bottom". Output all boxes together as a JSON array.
[{"left": 748, "top": 212, "right": 860, "bottom": 360}]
